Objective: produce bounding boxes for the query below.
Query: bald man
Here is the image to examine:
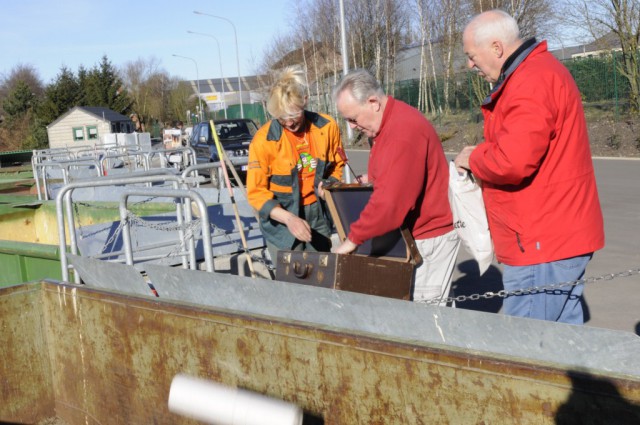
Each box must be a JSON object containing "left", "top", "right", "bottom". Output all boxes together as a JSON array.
[{"left": 454, "top": 10, "right": 604, "bottom": 324}]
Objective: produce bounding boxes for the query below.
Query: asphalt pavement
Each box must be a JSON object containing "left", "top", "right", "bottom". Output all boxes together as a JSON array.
[{"left": 344, "top": 149, "right": 640, "bottom": 335}]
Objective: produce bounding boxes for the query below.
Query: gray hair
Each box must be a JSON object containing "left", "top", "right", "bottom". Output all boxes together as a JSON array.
[
  {"left": 332, "top": 69, "right": 385, "bottom": 104},
  {"left": 467, "top": 9, "right": 520, "bottom": 47}
]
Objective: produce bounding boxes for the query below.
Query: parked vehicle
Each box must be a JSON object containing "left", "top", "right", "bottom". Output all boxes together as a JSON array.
[{"left": 189, "top": 119, "right": 259, "bottom": 186}]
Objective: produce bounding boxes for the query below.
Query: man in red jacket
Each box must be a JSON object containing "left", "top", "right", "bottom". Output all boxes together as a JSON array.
[
  {"left": 455, "top": 10, "right": 605, "bottom": 324},
  {"left": 333, "top": 69, "right": 460, "bottom": 305}
]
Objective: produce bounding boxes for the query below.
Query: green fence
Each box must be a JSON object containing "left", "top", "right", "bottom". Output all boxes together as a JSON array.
[
  {"left": 394, "top": 51, "right": 638, "bottom": 119},
  {"left": 206, "top": 103, "right": 268, "bottom": 126}
]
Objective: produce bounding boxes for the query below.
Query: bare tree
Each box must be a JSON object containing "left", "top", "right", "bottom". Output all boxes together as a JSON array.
[
  {"left": 430, "top": 0, "right": 466, "bottom": 113},
  {"left": 345, "top": 0, "right": 406, "bottom": 85},
  {"left": 564, "top": 0, "right": 640, "bottom": 114},
  {"left": 466, "top": 0, "right": 558, "bottom": 41},
  {"left": 120, "top": 59, "right": 188, "bottom": 131},
  {"left": 409, "top": 0, "right": 442, "bottom": 113},
  {"left": 120, "top": 57, "right": 165, "bottom": 126}
]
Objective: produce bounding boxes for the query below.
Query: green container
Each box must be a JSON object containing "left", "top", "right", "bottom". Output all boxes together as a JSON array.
[{"left": 0, "top": 240, "right": 65, "bottom": 286}]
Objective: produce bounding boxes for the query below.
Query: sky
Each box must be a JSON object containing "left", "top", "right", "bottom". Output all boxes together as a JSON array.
[{"left": 0, "top": 0, "right": 295, "bottom": 85}]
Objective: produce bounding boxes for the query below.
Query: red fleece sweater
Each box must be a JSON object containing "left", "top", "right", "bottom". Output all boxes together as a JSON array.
[{"left": 348, "top": 97, "right": 453, "bottom": 244}]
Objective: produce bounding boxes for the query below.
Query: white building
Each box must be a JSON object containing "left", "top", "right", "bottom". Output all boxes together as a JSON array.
[{"left": 46, "top": 106, "right": 133, "bottom": 149}]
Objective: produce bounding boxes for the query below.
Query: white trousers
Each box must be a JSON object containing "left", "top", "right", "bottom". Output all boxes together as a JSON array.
[{"left": 412, "top": 229, "right": 460, "bottom": 305}]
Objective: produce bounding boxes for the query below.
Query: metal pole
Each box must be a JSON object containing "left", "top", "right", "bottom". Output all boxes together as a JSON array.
[
  {"left": 173, "top": 54, "right": 204, "bottom": 122},
  {"left": 187, "top": 30, "right": 228, "bottom": 119},
  {"left": 338, "top": 0, "right": 353, "bottom": 183},
  {"left": 194, "top": 11, "right": 245, "bottom": 118}
]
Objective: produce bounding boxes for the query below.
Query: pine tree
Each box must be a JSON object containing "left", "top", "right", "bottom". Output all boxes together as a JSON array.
[
  {"left": 2, "top": 81, "right": 36, "bottom": 122},
  {"left": 38, "top": 66, "right": 81, "bottom": 124},
  {"left": 82, "top": 55, "right": 133, "bottom": 114}
]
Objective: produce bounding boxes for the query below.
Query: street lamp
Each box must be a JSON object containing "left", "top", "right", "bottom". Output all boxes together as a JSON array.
[
  {"left": 338, "top": 0, "right": 353, "bottom": 183},
  {"left": 194, "top": 10, "right": 244, "bottom": 118},
  {"left": 187, "top": 30, "right": 228, "bottom": 119},
  {"left": 173, "top": 53, "right": 204, "bottom": 122}
]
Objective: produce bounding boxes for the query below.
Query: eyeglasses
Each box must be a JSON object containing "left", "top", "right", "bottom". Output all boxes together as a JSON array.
[
  {"left": 278, "top": 110, "right": 303, "bottom": 120},
  {"left": 344, "top": 116, "right": 359, "bottom": 125},
  {"left": 277, "top": 110, "right": 304, "bottom": 126}
]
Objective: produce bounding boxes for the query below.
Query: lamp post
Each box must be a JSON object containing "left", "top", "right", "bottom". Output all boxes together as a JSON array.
[
  {"left": 338, "top": 0, "right": 352, "bottom": 183},
  {"left": 187, "top": 30, "right": 227, "bottom": 119},
  {"left": 194, "top": 10, "right": 244, "bottom": 118},
  {"left": 173, "top": 53, "right": 204, "bottom": 122}
]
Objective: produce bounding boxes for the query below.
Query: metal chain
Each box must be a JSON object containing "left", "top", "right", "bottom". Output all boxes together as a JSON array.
[
  {"left": 124, "top": 211, "right": 272, "bottom": 267},
  {"left": 421, "top": 267, "right": 640, "bottom": 306},
  {"left": 126, "top": 211, "right": 201, "bottom": 233},
  {"left": 75, "top": 196, "right": 159, "bottom": 211},
  {"left": 163, "top": 218, "right": 201, "bottom": 260},
  {"left": 101, "top": 219, "right": 127, "bottom": 253}
]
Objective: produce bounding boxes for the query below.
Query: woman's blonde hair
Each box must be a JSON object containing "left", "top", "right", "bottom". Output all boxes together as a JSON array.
[{"left": 267, "top": 66, "right": 308, "bottom": 119}]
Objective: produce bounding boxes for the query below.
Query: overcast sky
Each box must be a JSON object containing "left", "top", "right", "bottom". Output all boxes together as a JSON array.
[{"left": 0, "top": 0, "right": 295, "bottom": 84}]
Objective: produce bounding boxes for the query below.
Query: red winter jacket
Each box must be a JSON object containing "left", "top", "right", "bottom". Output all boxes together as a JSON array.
[{"left": 469, "top": 40, "right": 604, "bottom": 266}]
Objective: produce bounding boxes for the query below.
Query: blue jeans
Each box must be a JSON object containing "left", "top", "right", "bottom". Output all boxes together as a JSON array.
[{"left": 502, "top": 254, "right": 592, "bottom": 324}]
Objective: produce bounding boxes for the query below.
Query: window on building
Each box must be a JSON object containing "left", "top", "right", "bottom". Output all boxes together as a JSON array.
[
  {"left": 73, "top": 127, "right": 85, "bottom": 141},
  {"left": 87, "top": 126, "right": 98, "bottom": 140}
]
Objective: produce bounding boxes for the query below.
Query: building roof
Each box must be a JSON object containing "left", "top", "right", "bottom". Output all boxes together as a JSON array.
[
  {"left": 189, "top": 75, "right": 270, "bottom": 94},
  {"left": 549, "top": 32, "right": 622, "bottom": 60},
  {"left": 79, "top": 106, "right": 131, "bottom": 122},
  {"left": 47, "top": 106, "right": 131, "bottom": 128}
]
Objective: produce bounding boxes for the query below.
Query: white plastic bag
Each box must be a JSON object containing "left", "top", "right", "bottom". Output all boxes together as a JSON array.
[{"left": 448, "top": 161, "right": 493, "bottom": 275}]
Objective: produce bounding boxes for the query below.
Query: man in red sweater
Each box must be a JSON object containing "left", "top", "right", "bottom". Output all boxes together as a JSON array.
[{"left": 332, "top": 69, "right": 460, "bottom": 305}]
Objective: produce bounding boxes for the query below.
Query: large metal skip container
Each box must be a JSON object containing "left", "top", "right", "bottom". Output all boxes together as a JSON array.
[{"left": 1, "top": 262, "right": 639, "bottom": 424}]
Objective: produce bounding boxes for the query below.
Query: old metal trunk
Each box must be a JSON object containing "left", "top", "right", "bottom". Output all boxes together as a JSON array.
[{"left": 275, "top": 250, "right": 413, "bottom": 300}]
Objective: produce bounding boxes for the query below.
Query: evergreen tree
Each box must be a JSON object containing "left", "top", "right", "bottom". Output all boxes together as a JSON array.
[
  {"left": 82, "top": 56, "right": 133, "bottom": 114},
  {"left": 2, "top": 80, "right": 36, "bottom": 122},
  {"left": 38, "top": 66, "right": 80, "bottom": 124},
  {"left": 77, "top": 65, "right": 89, "bottom": 106}
]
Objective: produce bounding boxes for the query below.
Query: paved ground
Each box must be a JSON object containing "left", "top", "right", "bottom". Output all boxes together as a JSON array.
[{"left": 344, "top": 149, "right": 640, "bottom": 335}]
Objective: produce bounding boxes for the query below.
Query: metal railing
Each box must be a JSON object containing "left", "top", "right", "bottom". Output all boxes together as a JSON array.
[{"left": 55, "top": 171, "right": 202, "bottom": 283}]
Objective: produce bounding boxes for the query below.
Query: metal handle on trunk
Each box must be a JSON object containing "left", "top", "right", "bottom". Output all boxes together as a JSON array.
[{"left": 293, "top": 261, "right": 313, "bottom": 279}]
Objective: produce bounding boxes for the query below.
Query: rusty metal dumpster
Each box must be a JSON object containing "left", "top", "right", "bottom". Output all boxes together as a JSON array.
[{"left": 1, "top": 273, "right": 639, "bottom": 424}]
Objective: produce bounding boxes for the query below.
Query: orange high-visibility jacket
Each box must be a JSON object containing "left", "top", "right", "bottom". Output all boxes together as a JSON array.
[{"left": 247, "top": 111, "right": 345, "bottom": 249}]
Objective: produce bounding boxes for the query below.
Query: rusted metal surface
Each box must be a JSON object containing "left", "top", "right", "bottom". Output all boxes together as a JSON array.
[
  {"left": 0, "top": 284, "right": 55, "bottom": 423},
  {"left": 1, "top": 280, "right": 639, "bottom": 424}
]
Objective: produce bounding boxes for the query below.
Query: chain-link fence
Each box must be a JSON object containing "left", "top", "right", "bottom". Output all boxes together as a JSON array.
[{"left": 394, "top": 51, "right": 637, "bottom": 120}]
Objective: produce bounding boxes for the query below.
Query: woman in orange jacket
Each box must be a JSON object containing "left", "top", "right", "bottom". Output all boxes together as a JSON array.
[{"left": 247, "top": 66, "right": 345, "bottom": 263}]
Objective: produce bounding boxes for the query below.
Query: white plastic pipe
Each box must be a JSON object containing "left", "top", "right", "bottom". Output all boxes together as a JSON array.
[{"left": 168, "top": 374, "right": 303, "bottom": 425}]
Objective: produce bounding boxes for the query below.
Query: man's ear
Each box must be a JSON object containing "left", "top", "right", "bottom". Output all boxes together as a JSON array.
[
  {"left": 492, "top": 40, "right": 504, "bottom": 58},
  {"left": 367, "top": 96, "right": 381, "bottom": 112}
]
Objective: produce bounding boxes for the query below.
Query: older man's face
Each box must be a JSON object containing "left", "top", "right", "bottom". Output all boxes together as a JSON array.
[
  {"left": 336, "top": 91, "right": 382, "bottom": 139},
  {"left": 463, "top": 30, "right": 502, "bottom": 83}
]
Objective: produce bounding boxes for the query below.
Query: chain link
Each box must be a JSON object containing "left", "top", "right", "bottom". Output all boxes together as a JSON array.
[
  {"left": 124, "top": 211, "right": 272, "bottom": 268},
  {"left": 421, "top": 268, "right": 640, "bottom": 306},
  {"left": 75, "top": 195, "right": 161, "bottom": 211}
]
